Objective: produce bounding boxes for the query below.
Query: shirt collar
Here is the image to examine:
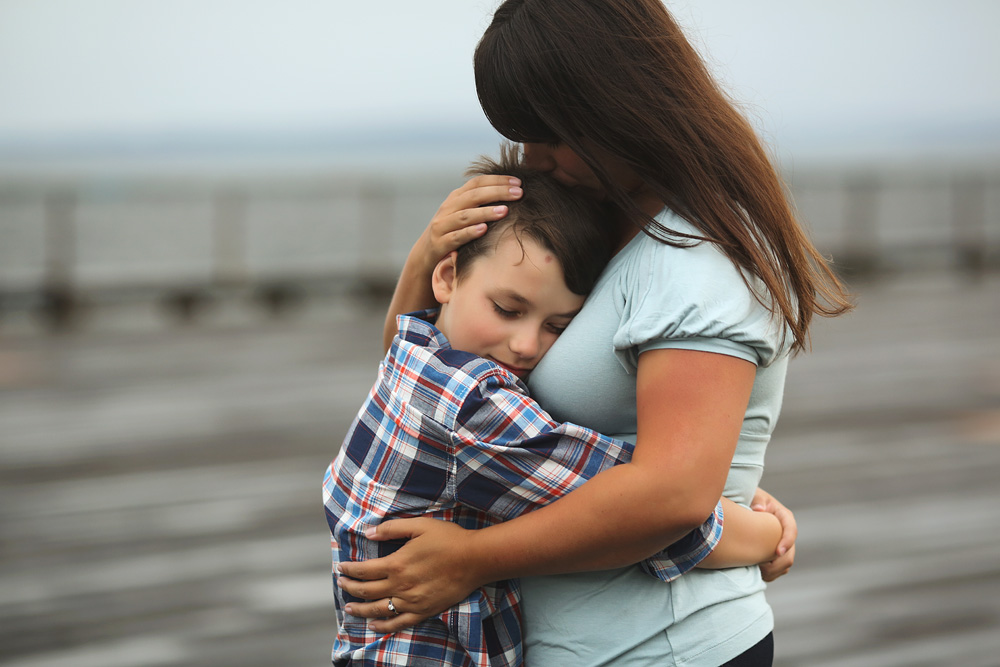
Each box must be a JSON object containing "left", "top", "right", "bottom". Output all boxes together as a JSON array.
[{"left": 396, "top": 309, "right": 451, "bottom": 351}]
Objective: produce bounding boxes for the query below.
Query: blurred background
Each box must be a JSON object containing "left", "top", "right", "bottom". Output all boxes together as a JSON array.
[{"left": 0, "top": 1, "right": 998, "bottom": 665}]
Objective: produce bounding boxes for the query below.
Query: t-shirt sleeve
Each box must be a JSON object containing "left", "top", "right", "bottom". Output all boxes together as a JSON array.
[
  {"left": 611, "top": 230, "right": 789, "bottom": 374},
  {"left": 452, "top": 371, "right": 722, "bottom": 582}
]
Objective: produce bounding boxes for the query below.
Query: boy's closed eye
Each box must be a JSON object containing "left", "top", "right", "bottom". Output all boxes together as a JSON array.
[{"left": 492, "top": 302, "right": 521, "bottom": 319}]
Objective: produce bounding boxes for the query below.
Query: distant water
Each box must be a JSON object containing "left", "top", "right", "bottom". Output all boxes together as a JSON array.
[
  {"left": 2, "top": 119, "right": 1000, "bottom": 181},
  {"left": 0, "top": 126, "right": 505, "bottom": 182}
]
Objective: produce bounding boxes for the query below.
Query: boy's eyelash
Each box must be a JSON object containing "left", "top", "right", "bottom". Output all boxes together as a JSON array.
[
  {"left": 491, "top": 302, "right": 570, "bottom": 332},
  {"left": 492, "top": 303, "right": 519, "bottom": 318}
]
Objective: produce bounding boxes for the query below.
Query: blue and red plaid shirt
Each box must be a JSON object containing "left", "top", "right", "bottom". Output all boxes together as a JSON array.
[{"left": 324, "top": 311, "right": 724, "bottom": 667}]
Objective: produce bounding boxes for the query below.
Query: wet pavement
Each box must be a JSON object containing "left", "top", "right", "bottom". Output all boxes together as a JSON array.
[{"left": 1, "top": 272, "right": 998, "bottom": 666}]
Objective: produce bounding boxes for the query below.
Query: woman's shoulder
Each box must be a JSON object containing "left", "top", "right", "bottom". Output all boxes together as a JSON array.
[
  {"left": 611, "top": 210, "right": 790, "bottom": 368},
  {"left": 619, "top": 211, "right": 752, "bottom": 298}
]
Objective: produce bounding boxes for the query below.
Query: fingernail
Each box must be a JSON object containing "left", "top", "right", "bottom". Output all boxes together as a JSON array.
[
  {"left": 364, "top": 526, "right": 377, "bottom": 538},
  {"left": 368, "top": 623, "right": 378, "bottom": 631},
  {"left": 509, "top": 186, "right": 522, "bottom": 196},
  {"left": 492, "top": 206, "right": 507, "bottom": 215},
  {"left": 344, "top": 604, "right": 353, "bottom": 614},
  {"left": 751, "top": 505, "right": 764, "bottom": 511},
  {"left": 336, "top": 564, "right": 344, "bottom": 574},
  {"left": 509, "top": 177, "right": 521, "bottom": 186},
  {"left": 777, "top": 546, "right": 787, "bottom": 556}
]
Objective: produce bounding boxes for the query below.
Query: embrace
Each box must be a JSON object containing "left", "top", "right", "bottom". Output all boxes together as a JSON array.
[{"left": 324, "top": 1, "right": 851, "bottom": 665}]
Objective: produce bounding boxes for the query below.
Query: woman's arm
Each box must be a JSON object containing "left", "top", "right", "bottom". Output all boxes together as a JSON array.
[
  {"left": 381, "top": 175, "right": 523, "bottom": 351},
  {"left": 697, "top": 498, "right": 781, "bottom": 569},
  {"left": 339, "top": 347, "right": 757, "bottom": 630}
]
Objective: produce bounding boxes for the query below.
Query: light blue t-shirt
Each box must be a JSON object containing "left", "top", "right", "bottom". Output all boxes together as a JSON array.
[{"left": 524, "top": 209, "right": 790, "bottom": 666}]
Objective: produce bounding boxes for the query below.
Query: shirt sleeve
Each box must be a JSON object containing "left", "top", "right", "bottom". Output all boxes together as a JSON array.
[
  {"left": 611, "top": 223, "right": 789, "bottom": 374},
  {"left": 452, "top": 370, "right": 722, "bottom": 582}
]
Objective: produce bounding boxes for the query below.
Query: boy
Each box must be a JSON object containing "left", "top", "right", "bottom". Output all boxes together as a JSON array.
[{"left": 323, "top": 149, "right": 780, "bottom": 667}]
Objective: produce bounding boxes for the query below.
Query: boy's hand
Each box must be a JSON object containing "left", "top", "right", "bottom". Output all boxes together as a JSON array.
[
  {"left": 751, "top": 487, "right": 797, "bottom": 582},
  {"left": 337, "top": 518, "right": 486, "bottom": 634}
]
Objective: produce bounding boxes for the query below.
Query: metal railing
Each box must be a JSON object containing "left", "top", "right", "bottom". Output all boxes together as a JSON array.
[
  {"left": 1, "top": 164, "right": 997, "bottom": 329},
  {"left": 786, "top": 166, "right": 999, "bottom": 277}
]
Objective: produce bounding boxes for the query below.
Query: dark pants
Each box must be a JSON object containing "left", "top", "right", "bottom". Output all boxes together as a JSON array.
[{"left": 720, "top": 632, "right": 773, "bottom": 667}]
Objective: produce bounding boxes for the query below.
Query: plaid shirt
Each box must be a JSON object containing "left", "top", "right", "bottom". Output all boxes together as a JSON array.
[{"left": 324, "top": 311, "right": 724, "bottom": 667}]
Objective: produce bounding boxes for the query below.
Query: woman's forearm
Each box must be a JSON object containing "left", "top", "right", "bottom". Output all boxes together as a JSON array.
[
  {"left": 382, "top": 244, "right": 438, "bottom": 351},
  {"left": 459, "top": 348, "right": 754, "bottom": 583},
  {"left": 459, "top": 462, "right": 717, "bottom": 585},
  {"left": 339, "top": 466, "right": 717, "bottom": 626}
]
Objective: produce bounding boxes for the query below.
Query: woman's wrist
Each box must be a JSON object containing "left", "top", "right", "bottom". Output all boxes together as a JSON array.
[
  {"left": 408, "top": 230, "right": 439, "bottom": 275},
  {"left": 460, "top": 524, "right": 507, "bottom": 588}
]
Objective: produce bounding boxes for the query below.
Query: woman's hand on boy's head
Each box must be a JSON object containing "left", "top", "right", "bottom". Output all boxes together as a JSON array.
[
  {"left": 383, "top": 174, "right": 524, "bottom": 351},
  {"left": 751, "top": 487, "right": 797, "bottom": 582},
  {"left": 337, "top": 518, "right": 486, "bottom": 633},
  {"left": 421, "top": 174, "right": 522, "bottom": 262}
]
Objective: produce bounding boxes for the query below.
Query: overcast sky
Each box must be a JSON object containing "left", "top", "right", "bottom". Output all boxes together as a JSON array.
[{"left": 1, "top": 0, "right": 998, "bottom": 162}]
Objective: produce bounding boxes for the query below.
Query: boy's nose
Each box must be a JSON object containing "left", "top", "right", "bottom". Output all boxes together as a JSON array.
[
  {"left": 509, "top": 329, "right": 541, "bottom": 360},
  {"left": 521, "top": 143, "right": 556, "bottom": 172}
]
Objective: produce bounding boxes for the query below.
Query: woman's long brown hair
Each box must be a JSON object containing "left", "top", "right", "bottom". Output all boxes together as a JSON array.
[{"left": 475, "top": 0, "right": 853, "bottom": 352}]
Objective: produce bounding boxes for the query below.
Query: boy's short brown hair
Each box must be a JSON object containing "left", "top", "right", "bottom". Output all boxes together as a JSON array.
[{"left": 456, "top": 144, "right": 613, "bottom": 296}]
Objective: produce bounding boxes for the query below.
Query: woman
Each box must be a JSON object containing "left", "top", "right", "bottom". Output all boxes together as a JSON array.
[{"left": 339, "top": 0, "right": 852, "bottom": 664}]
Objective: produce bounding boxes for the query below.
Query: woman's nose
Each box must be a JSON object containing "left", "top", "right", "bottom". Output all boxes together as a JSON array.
[{"left": 521, "top": 143, "right": 555, "bottom": 172}]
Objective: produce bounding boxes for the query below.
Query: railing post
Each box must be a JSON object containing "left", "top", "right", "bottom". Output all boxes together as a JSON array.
[
  {"left": 213, "top": 188, "right": 248, "bottom": 289},
  {"left": 164, "top": 187, "right": 248, "bottom": 323},
  {"left": 358, "top": 182, "right": 395, "bottom": 294},
  {"left": 952, "top": 175, "right": 986, "bottom": 281},
  {"left": 42, "top": 189, "right": 78, "bottom": 330},
  {"left": 841, "top": 172, "right": 881, "bottom": 278}
]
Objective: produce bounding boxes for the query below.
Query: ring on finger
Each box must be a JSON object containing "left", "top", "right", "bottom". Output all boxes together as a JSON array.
[{"left": 387, "top": 597, "right": 400, "bottom": 616}]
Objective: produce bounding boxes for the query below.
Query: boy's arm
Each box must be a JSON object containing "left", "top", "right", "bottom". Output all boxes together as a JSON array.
[{"left": 697, "top": 497, "right": 782, "bottom": 569}]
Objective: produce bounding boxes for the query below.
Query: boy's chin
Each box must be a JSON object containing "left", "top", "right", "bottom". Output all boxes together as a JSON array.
[{"left": 491, "top": 359, "right": 531, "bottom": 380}]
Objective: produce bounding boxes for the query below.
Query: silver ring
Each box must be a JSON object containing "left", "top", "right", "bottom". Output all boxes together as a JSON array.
[{"left": 387, "top": 597, "right": 400, "bottom": 616}]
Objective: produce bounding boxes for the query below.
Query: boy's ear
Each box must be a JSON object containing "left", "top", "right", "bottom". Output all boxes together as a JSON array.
[{"left": 431, "top": 252, "right": 459, "bottom": 304}]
